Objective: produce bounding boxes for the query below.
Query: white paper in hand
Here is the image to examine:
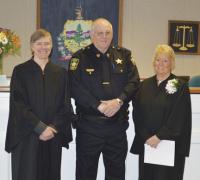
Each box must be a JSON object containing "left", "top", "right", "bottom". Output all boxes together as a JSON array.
[{"left": 144, "top": 140, "right": 175, "bottom": 167}]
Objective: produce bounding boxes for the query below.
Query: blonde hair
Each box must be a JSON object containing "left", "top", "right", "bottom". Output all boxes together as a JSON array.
[{"left": 153, "top": 44, "right": 175, "bottom": 70}]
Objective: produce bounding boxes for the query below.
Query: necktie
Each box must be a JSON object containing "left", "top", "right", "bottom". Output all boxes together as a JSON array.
[{"left": 101, "top": 55, "right": 112, "bottom": 96}]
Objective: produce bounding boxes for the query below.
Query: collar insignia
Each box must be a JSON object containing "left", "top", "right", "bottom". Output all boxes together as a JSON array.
[{"left": 96, "top": 53, "right": 101, "bottom": 58}]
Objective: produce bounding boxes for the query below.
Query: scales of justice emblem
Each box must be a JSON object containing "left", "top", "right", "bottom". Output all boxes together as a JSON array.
[
  {"left": 172, "top": 25, "right": 195, "bottom": 51},
  {"left": 57, "top": 4, "right": 92, "bottom": 61}
]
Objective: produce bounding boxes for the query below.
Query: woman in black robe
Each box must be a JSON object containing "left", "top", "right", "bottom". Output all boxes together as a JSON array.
[
  {"left": 5, "top": 29, "right": 72, "bottom": 180},
  {"left": 130, "top": 44, "right": 191, "bottom": 180}
]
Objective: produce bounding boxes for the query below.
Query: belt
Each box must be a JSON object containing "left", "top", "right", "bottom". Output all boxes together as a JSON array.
[{"left": 81, "top": 114, "right": 117, "bottom": 124}]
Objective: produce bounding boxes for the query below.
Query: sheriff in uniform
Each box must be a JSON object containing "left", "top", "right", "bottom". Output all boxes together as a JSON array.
[{"left": 69, "top": 18, "right": 140, "bottom": 180}]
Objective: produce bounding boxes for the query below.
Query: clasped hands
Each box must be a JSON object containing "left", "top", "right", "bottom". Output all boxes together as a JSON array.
[
  {"left": 145, "top": 135, "right": 161, "bottom": 148},
  {"left": 39, "top": 126, "right": 57, "bottom": 141},
  {"left": 97, "top": 99, "right": 121, "bottom": 117}
]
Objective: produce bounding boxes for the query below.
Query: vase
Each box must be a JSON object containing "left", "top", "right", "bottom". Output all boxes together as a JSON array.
[
  {"left": 0, "top": 58, "right": 9, "bottom": 86},
  {"left": 0, "top": 58, "right": 2, "bottom": 75}
]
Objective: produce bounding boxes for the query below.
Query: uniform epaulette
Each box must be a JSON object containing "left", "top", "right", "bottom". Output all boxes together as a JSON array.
[
  {"left": 83, "top": 44, "right": 92, "bottom": 52},
  {"left": 117, "top": 46, "right": 130, "bottom": 52},
  {"left": 116, "top": 46, "right": 121, "bottom": 50},
  {"left": 73, "top": 47, "right": 85, "bottom": 56},
  {"left": 111, "top": 45, "right": 124, "bottom": 50}
]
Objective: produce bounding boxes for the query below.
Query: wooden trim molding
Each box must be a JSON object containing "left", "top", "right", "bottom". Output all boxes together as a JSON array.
[
  {"left": 0, "top": 87, "right": 10, "bottom": 92},
  {"left": 190, "top": 87, "right": 200, "bottom": 94},
  {"left": 118, "top": 0, "right": 123, "bottom": 46},
  {"left": 1, "top": 87, "right": 200, "bottom": 93},
  {"left": 36, "top": 0, "right": 41, "bottom": 29}
]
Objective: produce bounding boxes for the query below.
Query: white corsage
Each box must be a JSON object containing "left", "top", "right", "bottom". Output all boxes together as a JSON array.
[{"left": 165, "top": 78, "right": 179, "bottom": 94}]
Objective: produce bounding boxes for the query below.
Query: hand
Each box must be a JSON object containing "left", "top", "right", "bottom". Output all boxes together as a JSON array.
[
  {"left": 39, "top": 126, "right": 57, "bottom": 141},
  {"left": 145, "top": 135, "right": 161, "bottom": 148},
  {"left": 97, "top": 102, "right": 107, "bottom": 114},
  {"left": 98, "top": 99, "right": 121, "bottom": 117}
]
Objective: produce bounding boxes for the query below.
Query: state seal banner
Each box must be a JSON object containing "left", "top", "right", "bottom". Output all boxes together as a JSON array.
[{"left": 37, "top": 0, "right": 123, "bottom": 69}]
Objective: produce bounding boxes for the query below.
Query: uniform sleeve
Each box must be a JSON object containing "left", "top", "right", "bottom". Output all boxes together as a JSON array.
[
  {"left": 118, "top": 50, "right": 140, "bottom": 102},
  {"left": 156, "top": 83, "right": 192, "bottom": 141},
  {"left": 69, "top": 54, "right": 100, "bottom": 110}
]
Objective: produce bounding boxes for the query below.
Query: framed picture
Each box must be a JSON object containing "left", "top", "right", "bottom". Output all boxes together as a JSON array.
[
  {"left": 168, "top": 20, "right": 200, "bottom": 55},
  {"left": 37, "top": 0, "right": 123, "bottom": 68}
]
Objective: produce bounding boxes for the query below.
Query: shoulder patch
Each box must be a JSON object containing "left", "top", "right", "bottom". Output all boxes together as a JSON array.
[{"left": 70, "top": 58, "right": 79, "bottom": 70}]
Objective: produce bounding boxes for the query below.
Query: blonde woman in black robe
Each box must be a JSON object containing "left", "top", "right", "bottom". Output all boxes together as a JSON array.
[
  {"left": 5, "top": 29, "right": 72, "bottom": 180},
  {"left": 131, "top": 44, "right": 191, "bottom": 180}
]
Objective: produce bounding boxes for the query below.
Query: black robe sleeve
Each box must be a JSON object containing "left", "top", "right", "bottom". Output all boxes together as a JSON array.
[
  {"left": 50, "top": 70, "right": 73, "bottom": 143},
  {"left": 156, "top": 83, "right": 191, "bottom": 139},
  {"left": 156, "top": 82, "right": 192, "bottom": 155},
  {"left": 133, "top": 82, "right": 153, "bottom": 143},
  {"left": 5, "top": 67, "right": 46, "bottom": 152}
]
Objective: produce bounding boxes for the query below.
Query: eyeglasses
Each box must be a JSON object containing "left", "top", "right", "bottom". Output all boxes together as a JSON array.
[{"left": 95, "top": 31, "right": 112, "bottom": 38}]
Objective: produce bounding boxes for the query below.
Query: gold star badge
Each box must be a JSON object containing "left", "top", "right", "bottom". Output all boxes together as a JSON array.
[{"left": 115, "top": 58, "right": 123, "bottom": 64}]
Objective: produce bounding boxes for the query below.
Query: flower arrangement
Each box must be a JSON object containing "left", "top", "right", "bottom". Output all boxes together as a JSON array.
[
  {"left": 165, "top": 78, "right": 179, "bottom": 94},
  {"left": 0, "top": 28, "right": 21, "bottom": 74}
]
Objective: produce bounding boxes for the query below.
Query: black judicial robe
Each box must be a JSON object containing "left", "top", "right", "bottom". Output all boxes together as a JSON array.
[
  {"left": 5, "top": 59, "right": 72, "bottom": 180},
  {"left": 131, "top": 74, "right": 191, "bottom": 157}
]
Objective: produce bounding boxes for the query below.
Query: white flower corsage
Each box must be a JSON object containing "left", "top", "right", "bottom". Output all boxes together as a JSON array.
[{"left": 165, "top": 78, "right": 179, "bottom": 94}]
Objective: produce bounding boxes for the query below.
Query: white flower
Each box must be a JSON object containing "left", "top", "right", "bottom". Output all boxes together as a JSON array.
[
  {"left": 0, "top": 32, "right": 8, "bottom": 45},
  {"left": 1, "top": 37, "right": 8, "bottom": 45},
  {"left": 165, "top": 78, "right": 179, "bottom": 94}
]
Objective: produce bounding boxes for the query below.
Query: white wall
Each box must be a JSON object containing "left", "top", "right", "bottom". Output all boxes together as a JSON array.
[
  {"left": 0, "top": 0, "right": 36, "bottom": 76},
  {"left": 1, "top": 0, "right": 200, "bottom": 77},
  {"left": 123, "top": 0, "right": 200, "bottom": 78}
]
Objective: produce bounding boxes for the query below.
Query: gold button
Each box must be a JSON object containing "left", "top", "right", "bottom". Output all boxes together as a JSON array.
[{"left": 96, "top": 53, "right": 100, "bottom": 58}]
